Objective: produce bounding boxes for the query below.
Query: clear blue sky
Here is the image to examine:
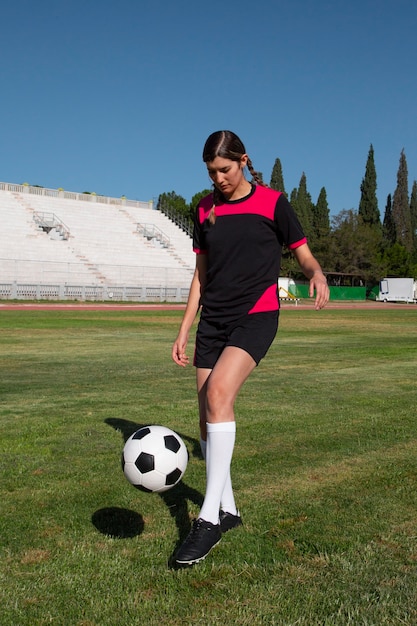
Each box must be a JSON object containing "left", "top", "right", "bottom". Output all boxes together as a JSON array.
[{"left": 1, "top": 0, "right": 416, "bottom": 218}]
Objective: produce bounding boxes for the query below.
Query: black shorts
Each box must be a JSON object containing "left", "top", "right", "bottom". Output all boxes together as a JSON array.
[{"left": 194, "top": 311, "right": 279, "bottom": 369}]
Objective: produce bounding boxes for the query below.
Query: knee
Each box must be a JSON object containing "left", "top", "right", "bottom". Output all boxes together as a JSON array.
[{"left": 206, "top": 380, "right": 232, "bottom": 419}]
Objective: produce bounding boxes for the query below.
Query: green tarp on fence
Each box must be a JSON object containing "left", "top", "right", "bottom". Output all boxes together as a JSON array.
[{"left": 290, "top": 285, "right": 366, "bottom": 300}]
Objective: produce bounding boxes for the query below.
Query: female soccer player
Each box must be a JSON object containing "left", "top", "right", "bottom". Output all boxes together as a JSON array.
[{"left": 172, "top": 130, "right": 329, "bottom": 566}]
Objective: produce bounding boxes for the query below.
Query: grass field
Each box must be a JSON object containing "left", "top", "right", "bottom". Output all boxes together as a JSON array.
[{"left": 1, "top": 306, "right": 417, "bottom": 625}]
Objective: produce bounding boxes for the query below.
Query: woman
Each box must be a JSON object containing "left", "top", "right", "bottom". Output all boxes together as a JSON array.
[{"left": 172, "top": 130, "right": 329, "bottom": 567}]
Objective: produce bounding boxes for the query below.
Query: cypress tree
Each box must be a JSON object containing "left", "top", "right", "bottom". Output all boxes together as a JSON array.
[
  {"left": 313, "top": 187, "right": 330, "bottom": 239},
  {"left": 310, "top": 187, "right": 330, "bottom": 268},
  {"left": 270, "top": 158, "right": 286, "bottom": 195},
  {"left": 358, "top": 144, "right": 380, "bottom": 228},
  {"left": 392, "top": 149, "right": 413, "bottom": 252},
  {"left": 279, "top": 186, "right": 300, "bottom": 277},
  {"left": 382, "top": 193, "right": 396, "bottom": 247},
  {"left": 291, "top": 173, "right": 313, "bottom": 236},
  {"left": 410, "top": 180, "right": 417, "bottom": 258}
]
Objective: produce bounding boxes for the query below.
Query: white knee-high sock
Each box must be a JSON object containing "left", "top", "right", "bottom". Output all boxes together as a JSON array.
[
  {"left": 199, "top": 422, "right": 236, "bottom": 525},
  {"left": 200, "top": 437, "right": 237, "bottom": 516}
]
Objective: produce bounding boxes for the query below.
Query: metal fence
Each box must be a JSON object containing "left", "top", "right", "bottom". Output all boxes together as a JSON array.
[
  {"left": 0, "top": 281, "right": 190, "bottom": 302},
  {"left": 0, "top": 259, "right": 193, "bottom": 302}
]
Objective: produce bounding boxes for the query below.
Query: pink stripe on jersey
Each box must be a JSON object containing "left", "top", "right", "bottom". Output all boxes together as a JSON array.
[
  {"left": 288, "top": 237, "right": 307, "bottom": 250},
  {"left": 197, "top": 187, "right": 282, "bottom": 223},
  {"left": 248, "top": 283, "right": 279, "bottom": 314}
]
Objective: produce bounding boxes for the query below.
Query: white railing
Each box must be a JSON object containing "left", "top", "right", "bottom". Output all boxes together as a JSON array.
[
  {"left": 33, "top": 211, "right": 70, "bottom": 240},
  {"left": 0, "top": 281, "right": 190, "bottom": 302},
  {"left": 0, "top": 181, "right": 153, "bottom": 210},
  {"left": 137, "top": 223, "right": 170, "bottom": 247}
]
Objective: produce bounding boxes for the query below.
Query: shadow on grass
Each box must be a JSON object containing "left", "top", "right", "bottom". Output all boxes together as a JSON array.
[
  {"left": 92, "top": 507, "right": 144, "bottom": 538},
  {"left": 99, "top": 417, "right": 204, "bottom": 566}
]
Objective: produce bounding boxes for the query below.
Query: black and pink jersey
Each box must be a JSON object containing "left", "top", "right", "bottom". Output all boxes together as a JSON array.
[{"left": 193, "top": 184, "right": 306, "bottom": 321}]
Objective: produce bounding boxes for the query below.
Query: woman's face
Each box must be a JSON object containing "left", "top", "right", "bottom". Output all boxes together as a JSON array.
[{"left": 206, "top": 155, "right": 249, "bottom": 200}]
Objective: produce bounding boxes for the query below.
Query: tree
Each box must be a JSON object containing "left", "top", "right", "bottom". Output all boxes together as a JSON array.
[
  {"left": 392, "top": 149, "right": 413, "bottom": 252},
  {"left": 358, "top": 144, "right": 380, "bottom": 228},
  {"left": 190, "top": 189, "right": 212, "bottom": 215},
  {"left": 382, "top": 193, "right": 396, "bottom": 248},
  {"left": 290, "top": 173, "right": 313, "bottom": 237},
  {"left": 310, "top": 187, "right": 331, "bottom": 268},
  {"left": 157, "top": 191, "right": 192, "bottom": 233},
  {"left": 328, "top": 209, "right": 384, "bottom": 283},
  {"left": 270, "top": 158, "right": 286, "bottom": 195},
  {"left": 157, "top": 191, "right": 188, "bottom": 216},
  {"left": 381, "top": 242, "right": 412, "bottom": 277},
  {"left": 279, "top": 252, "right": 300, "bottom": 278},
  {"left": 312, "top": 187, "right": 330, "bottom": 239},
  {"left": 409, "top": 180, "right": 417, "bottom": 260}
]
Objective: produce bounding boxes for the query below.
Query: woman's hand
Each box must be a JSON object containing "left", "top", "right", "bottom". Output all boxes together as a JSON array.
[
  {"left": 171, "top": 254, "right": 207, "bottom": 366},
  {"left": 172, "top": 331, "right": 190, "bottom": 367},
  {"left": 309, "top": 272, "right": 330, "bottom": 310},
  {"left": 292, "top": 244, "right": 330, "bottom": 310}
]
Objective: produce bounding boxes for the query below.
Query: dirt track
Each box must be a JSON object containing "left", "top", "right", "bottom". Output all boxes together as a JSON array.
[{"left": 0, "top": 301, "right": 415, "bottom": 312}]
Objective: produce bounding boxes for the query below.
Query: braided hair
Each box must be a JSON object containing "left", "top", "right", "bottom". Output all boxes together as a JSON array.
[{"left": 202, "top": 130, "right": 266, "bottom": 224}]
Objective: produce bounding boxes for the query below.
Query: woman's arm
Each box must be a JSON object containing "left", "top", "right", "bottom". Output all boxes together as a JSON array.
[
  {"left": 172, "top": 254, "right": 207, "bottom": 366},
  {"left": 292, "top": 243, "right": 329, "bottom": 310}
]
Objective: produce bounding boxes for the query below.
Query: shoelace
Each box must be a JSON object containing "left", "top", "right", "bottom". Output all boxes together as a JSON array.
[{"left": 185, "top": 519, "right": 209, "bottom": 544}]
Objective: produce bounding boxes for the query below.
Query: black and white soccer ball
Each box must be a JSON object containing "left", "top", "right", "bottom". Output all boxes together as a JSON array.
[{"left": 122, "top": 425, "right": 188, "bottom": 493}]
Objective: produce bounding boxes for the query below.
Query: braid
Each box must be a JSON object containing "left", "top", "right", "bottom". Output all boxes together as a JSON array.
[
  {"left": 246, "top": 157, "right": 268, "bottom": 187},
  {"left": 208, "top": 186, "right": 222, "bottom": 225}
]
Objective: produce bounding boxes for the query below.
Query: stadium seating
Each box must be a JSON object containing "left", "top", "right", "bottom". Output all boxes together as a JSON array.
[{"left": 0, "top": 184, "right": 195, "bottom": 299}]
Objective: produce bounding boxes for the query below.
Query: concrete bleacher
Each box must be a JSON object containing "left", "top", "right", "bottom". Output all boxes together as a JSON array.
[{"left": 0, "top": 182, "right": 195, "bottom": 299}]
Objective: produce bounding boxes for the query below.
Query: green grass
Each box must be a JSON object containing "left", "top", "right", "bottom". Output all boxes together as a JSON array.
[{"left": 1, "top": 307, "right": 417, "bottom": 625}]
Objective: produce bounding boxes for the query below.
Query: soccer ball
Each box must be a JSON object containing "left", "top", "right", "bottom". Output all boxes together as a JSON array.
[{"left": 122, "top": 425, "right": 188, "bottom": 493}]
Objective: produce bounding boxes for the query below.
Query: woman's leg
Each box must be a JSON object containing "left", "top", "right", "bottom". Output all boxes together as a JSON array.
[
  {"left": 196, "top": 367, "right": 211, "bottom": 442},
  {"left": 198, "top": 346, "right": 256, "bottom": 523},
  {"left": 175, "top": 347, "right": 256, "bottom": 566},
  {"left": 197, "top": 368, "right": 236, "bottom": 514}
]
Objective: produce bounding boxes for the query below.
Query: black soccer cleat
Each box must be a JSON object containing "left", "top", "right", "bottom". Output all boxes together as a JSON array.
[
  {"left": 219, "top": 510, "right": 243, "bottom": 533},
  {"left": 174, "top": 518, "right": 222, "bottom": 567}
]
